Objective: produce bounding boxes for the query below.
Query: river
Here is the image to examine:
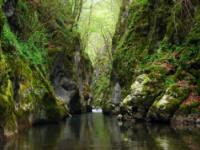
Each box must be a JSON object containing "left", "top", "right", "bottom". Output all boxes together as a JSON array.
[{"left": 1, "top": 113, "right": 200, "bottom": 150}]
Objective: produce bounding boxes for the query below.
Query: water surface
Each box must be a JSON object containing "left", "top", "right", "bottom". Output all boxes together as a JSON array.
[{"left": 1, "top": 113, "right": 200, "bottom": 150}]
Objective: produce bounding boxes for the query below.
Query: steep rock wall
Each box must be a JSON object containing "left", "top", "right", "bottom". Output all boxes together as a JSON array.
[
  {"left": 108, "top": 0, "right": 200, "bottom": 124},
  {"left": 0, "top": 0, "right": 92, "bottom": 139}
]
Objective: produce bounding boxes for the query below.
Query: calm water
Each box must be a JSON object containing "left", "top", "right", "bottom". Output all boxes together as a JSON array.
[{"left": 1, "top": 113, "right": 200, "bottom": 150}]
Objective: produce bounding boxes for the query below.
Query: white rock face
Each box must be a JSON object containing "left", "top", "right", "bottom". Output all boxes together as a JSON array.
[
  {"left": 121, "top": 74, "right": 164, "bottom": 120},
  {"left": 112, "top": 82, "right": 121, "bottom": 105},
  {"left": 131, "top": 74, "right": 150, "bottom": 94},
  {"left": 155, "top": 94, "right": 172, "bottom": 109},
  {"left": 123, "top": 74, "right": 150, "bottom": 106}
]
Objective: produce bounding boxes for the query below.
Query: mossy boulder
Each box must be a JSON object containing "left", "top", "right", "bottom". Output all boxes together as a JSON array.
[
  {"left": 0, "top": 54, "right": 17, "bottom": 137},
  {"left": 50, "top": 49, "right": 93, "bottom": 114},
  {"left": 13, "top": 59, "right": 68, "bottom": 125},
  {"left": 172, "top": 92, "right": 200, "bottom": 124},
  {"left": 121, "top": 74, "right": 163, "bottom": 120},
  {"left": 111, "top": 0, "right": 200, "bottom": 125},
  {"left": 0, "top": 53, "right": 69, "bottom": 137},
  {"left": 0, "top": 79, "right": 17, "bottom": 137},
  {"left": 147, "top": 84, "right": 189, "bottom": 122}
]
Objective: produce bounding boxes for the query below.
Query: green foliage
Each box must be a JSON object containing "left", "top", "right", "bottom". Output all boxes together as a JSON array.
[
  {"left": 0, "top": 0, "right": 83, "bottom": 134},
  {"left": 92, "top": 74, "right": 110, "bottom": 106},
  {"left": 112, "top": 0, "right": 200, "bottom": 93},
  {"left": 1, "top": 0, "right": 49, "bottom": 65},
  {"left": 180, "top": 102, "right": 200, "bottom": 114},
  {"left": 78, "top": 0, "right": 121, "bottom": 64},
  {"left": 134, "top": 0, "right": 148, "bottom": 6},
  {"left": 1, "top": 23, "right": 47, "bottom": 65},
  {"left": 165, "top": 76, "right": 177, "bottom": 86},
  {"left": 16, "top": 1, "right": 45, "bottom": 38},
  {"left": 1, "top": 0, "right": 79, "bottom": 67},
  {"left": 77, "top": 0, "right": 122, "bottom": 105},
  {"left": 0, "top": 6, "right": 5, "bottom": 31}
]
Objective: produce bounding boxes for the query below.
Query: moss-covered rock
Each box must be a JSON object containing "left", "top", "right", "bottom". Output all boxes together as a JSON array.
[
  {"left": 0, "top": 53, "right": 69, "bottom": 133},
  {"left": 172, "top": 92, "right": 200, "bottom": 124},
  {"left": 121, "top": 74, "right": 163, "bottom": 120},
  {"left": 147, "top": 84, "right": 189, "bottom": 122},
  {"left": 0, "top": 0, "right": 89, "bottom": 138},
  {"left": 110, "top": 0, "right": 200, "bottom": 124},
  {"left": 0, "top": 79, "right": 17, "bottom": 137}
]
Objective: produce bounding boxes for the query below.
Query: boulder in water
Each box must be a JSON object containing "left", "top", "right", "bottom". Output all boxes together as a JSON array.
[
  {"left": 112, "top": 82, "right": 121, "bottom": 105},
  {"left": 121, "top": 74, "right": 163, "bottom": 120},
  {"left": 147, "top": 84, "right": 189, "bottom": 122}
]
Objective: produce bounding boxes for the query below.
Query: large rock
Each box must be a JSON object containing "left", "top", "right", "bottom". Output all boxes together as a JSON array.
[
  {"left": 50, "top": 53, "right": 82, "bottom": 114},
  {"left": 54, "top": 77, "right": 81, "bottom": 114},
  {"left": 172, "top": 92, "right": 200, "bottom": 125},
  {"left": 112, "top": 82, "right": 121, "bottom": 105},
  {"left": 0, "top": 54, "right": 68, "bottom": 138},
  {"left": 3, "top": 0, "right": 16, "bottom": 17},
  {"left": 121, "top": 74, "right": 163, "bottom": 120},
  {"left": 3, "top": 0, "right": 18, "bottom": 30},
  {"left": 50, "top": 46, "right": 93, "bottom": 114},
  {"left": 0, "top": 55, "right": 17, "bottom": 137},
  {"left": 147, "top": 84, "right": 189, "bottom": 122},
  {"left": 0, "top": 79, "right": 17, "bottom": 137}
]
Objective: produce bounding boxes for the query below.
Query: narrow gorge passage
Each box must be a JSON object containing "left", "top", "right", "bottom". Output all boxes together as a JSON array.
[
  {"left": 77, "top": 0, "right": 121, "bottom": 106},
  {"left": 1, "top": 0, "right": 200, "bottom": 149}
]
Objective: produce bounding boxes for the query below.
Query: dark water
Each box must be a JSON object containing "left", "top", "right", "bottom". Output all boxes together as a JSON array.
[{"left": 1, "top": 113, "right": 200, "bottom": 150}]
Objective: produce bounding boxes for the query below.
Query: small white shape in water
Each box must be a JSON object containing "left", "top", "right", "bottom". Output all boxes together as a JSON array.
[{"left": 92, "top": 108, "right": 103, "bottom": 113}]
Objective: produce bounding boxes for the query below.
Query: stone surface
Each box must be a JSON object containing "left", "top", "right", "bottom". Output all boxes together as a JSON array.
[
  {"left": 147, "top": 85, "right": 189, "bottom": 122},
  {"left": 121, "top": 74, "right": 163, "bottom": 120},
  {"left": 112, "top": 82, "right": 121, "bottom": 105}
]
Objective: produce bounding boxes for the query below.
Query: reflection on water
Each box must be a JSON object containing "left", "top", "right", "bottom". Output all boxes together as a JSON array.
[{"left": 1, "top": 113, "right": 200, "bottom": 150}]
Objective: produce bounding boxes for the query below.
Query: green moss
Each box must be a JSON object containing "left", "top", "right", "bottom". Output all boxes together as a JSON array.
[
  {"left": 41, "top": 94, "right": 68, "bottom": 121},
  {"left": 187, "top": 7, "right": 200, "bottom": 45},
  {"left": 0, "top": 80, "right": 14, "bottom": 119},
  {"left": 0, "top": 0, "right": 83, "bottom": 134},
  {"left": 179, "top": 102, "right": 200, "bottom": 114},
  {"left": 110, "top": 0, "right": 200, "bottom": 121},
  {"left": 113, "top": 0, "right": 178, "bottom": 88},
  {"left": 1, "top": 22, "right": 47, "bottom": 65},
  {"left": 0, "top": 8, "right": 5, "bottom": 31},
  {"left": 147, "top": 84, "right": 189, "bottom": 121},
  {"left": 4, "top": 113, "right": 17, "bottom": 136},
  {"left": 120, "top": 74, "right": 165, "bottom": 119},
  {"left": 112, "top": 0, "right": 200, "bottom": 89},
  {"left": 0, "top": 78, "right": 17, "bottom": 135}
]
